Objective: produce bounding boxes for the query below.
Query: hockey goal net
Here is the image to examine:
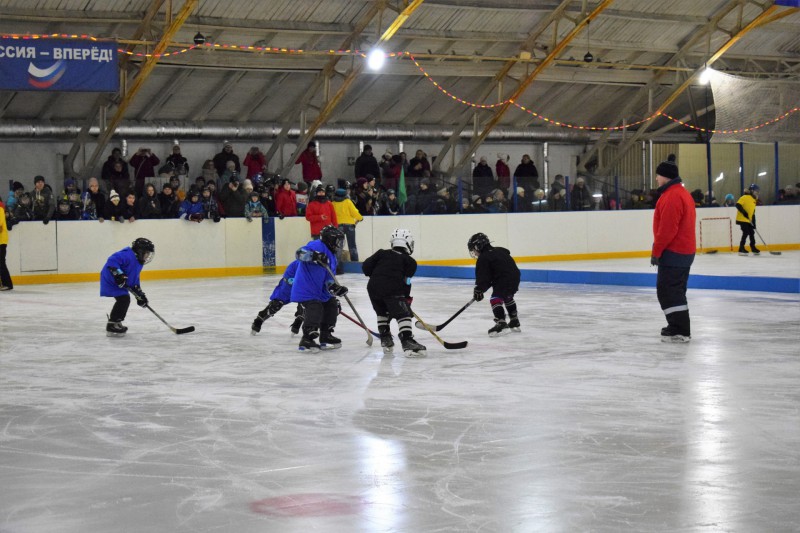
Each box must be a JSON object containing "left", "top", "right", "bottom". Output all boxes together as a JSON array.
[{"left": 699, "top": 217, "right": 733, "bottom": 252}]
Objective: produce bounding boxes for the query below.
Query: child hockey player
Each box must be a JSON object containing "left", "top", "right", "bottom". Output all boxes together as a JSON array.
[
  {"left": 291, "top": 225, "right": 347, "bottom": 352},
  {"left": 467, "top": 232, "right": 521, "bottom": 337},
  {"left": 250, "top": 260, "right": 304, "bottom": 335},
  {"left": 735, "top": 184, "right": 760, "bottom": 256},
  {"left": 362, "top": 228, "right": 426, "bottom": 357},
  {"left": 100, "top": 238, "right": 155, "bottom": 336}
]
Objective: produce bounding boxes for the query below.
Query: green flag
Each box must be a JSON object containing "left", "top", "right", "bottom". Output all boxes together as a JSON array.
[{"left": 398, "top": 166, "right": 407, "bottom": 207}]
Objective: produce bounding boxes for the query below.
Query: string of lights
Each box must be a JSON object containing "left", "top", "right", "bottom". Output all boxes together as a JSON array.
[{"left": 2, "top": 33, "right": 797, "bottom": 134}]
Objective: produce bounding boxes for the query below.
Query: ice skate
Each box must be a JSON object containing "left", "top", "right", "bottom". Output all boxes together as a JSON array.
[
  {"left": 400, "top": 335, "right": 426, "bottom": 358},
  {"left": 106, "top": 320, "right": 127, "bottom": 337},
  {"left": 290, "top": 317, "right": 303, "bottom": 336},
  {"left": 380, "top": 334, "right": 395, "bottom": 355},
  {"left": 751, "top": 246, "right": 760, "bottom": 256},
  {"left": 661, "top": 327, "right": 690, "bottom": 343},
  {"left": 251, "top": 311, "right": 268, "bottom": 335},
  {"left": 298, "top": 331, "right": 321, "bottom": 352},
  {"left": 488, "top": 320, "right": 510, "bottom": 337},
  {"left": 508, "top": 317, "right": 521, "bottom": 332},
  {"left": 738, "top": 246, "right": 749, "bottom": 256},
  {"left": 319, "top": 328, "right": 342, "bottom": 350}
]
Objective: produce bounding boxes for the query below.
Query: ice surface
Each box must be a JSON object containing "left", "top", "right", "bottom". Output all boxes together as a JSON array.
[{"left": 1, "top": 270, "right": 799, "bottom": 532}]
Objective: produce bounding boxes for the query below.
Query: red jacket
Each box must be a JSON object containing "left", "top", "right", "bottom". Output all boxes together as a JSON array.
[
  {"left": 496, "top": 160, "right": 511, "bottom": 189},
  {"left": 295, "top": 150, "right": 322, "bottom": 182},
  {"left": 305, "top": 198, "right": 337, "bottom": 235},
  {"left": 243, "top": 152, "right": 266, "bottom": 179},
  {"left": 652, "top": 179, "right": 696, "bottom": 259},
  {"left": 275, "top": 188, "right": 297, "bottom": 217}
]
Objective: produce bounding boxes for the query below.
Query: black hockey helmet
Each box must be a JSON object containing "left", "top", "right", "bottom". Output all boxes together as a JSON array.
[
  {"left": 319, "top": 224, "right": 344, "bottom": 253},
  {"left": 467, "top": 232, "right": 491, "bottom": 258},
  {"left": 131, "top": 237, "right": 155, "bottom": 265},
  {"left": 325, "top": 184, "right": 336, "bottom": 195},
  {"left": 748, "top": 183, "right": 760, "bottom": 193}
]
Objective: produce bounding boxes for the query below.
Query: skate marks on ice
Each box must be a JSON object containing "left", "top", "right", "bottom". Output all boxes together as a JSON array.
[{"left": 0, "top": 275, "right": 799, "bottom": 531}]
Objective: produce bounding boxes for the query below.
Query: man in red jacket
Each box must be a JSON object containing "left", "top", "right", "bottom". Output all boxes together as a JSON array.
[
  {"left": 651, "top": 154, "right": 696, "bottom": 343},
  {"left": 295, "top": 141, "right": 322, "bottom": 185},
  {"left": 305, "top": 184, "right": 337, "bottom": 238}
]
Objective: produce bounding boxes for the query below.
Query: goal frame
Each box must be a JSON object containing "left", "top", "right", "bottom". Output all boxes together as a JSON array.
[{"left": 699, "top": 217, "right": 733, "bottom": 252}]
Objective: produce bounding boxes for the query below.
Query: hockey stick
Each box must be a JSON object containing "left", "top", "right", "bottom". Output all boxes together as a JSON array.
[
  {"left": 127, "top": 287, "right": 195, "bottom": 334},
  {"left": 412, "top": 310, "right": 468, "bottom": 350},
  {"left": 754, "top": 228, "right": 782, "bottom": 255},
  {"left": 340, "top": 310, "right": 379, "bottom": 337},
  {"left": 414, "top": 298, "right": 475, "bottom": 332},
  {"left": 317, "top": 261, "right": 373, "bottom": 346}
]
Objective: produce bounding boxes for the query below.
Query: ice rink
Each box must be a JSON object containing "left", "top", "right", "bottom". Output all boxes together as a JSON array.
[{"left": 1, "top": 261, "right": 799, "bottom": 532}]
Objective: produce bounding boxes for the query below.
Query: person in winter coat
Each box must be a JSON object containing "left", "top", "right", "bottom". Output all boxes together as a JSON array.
[
  {"left": 179, "top": 188, "right": 205, "bottom": 222},
  {"left": 468, "top": 232, "right": 521, "bottom": 337},
  {"left": 353, "top": 177, "right": 375, "bottom": 216},
  {"left": 295, "top": 142, "right": 322, "bottom": 185},
  {"left": 165, "top": 144, "right": 189, "bottom": 175},
  {"left": 12, "top": 192, "right": 34, "bottom": 223},
  {"left": 472, "top": 156, "right": 495, "bottom": 196},
  {"left": 291, "top": 225, "right": 347, "bottom": 351},
  {"left": 354, "top": 144, "right": 381, "bottom": 182},
  {"left": 100, "top": 238, "right": 154, "bottom": 336},
  {"left": 201, "top": 187, "right": 220, "bottom": 222},
  {"left": 651, "top": 154, "right": 695, "bottom": 343},
  {"left": 274, "top": 179, "right": 298, "bottom": 217},
  {"left": 414, "top": 179, "right": 436, "bottom": 215},
  {"left": 129, "top": 148, "right": 160, "bottom": 198},
  {"left": 6, "top": 181, "right": 24, "bottom": 212},
  {"left": 119, "top": 192, "right": 138, "bottom": 222},
  {"left": 31, "top": 176, "right": 55, "bottom": 224},
  {"left": 243, "top": 146, "right": 267, "bottom": 180},
  {"left": 513, "top": 154, "right": 540, "bottom": 194},
  {"left": 213, "top": 142, "right": 241, "bottom": 178},
  {"left": 157, "top": 183, "right": 180, "bottom": 219},
  {"left": 378, "top": 189, "right": 401, "bottom": 215},
  {"left": 82, "top": 178, "right": 107, "bottom": 221},
  {"left": 570, "top": 177, "right": 593, "bottom": 211},
  {"left": 55, "top": 198, "right": 80, "bottom": 220},
  {"left": 332, "top": 187, "right": 363, "bottom": 263},
  {"left": 548, "top": 175, "right": 567, "bottom": 211},
  {"left": 496, "top": 154, "right": 511, "bottom": 197},
  {"left": 305, "top": 185, "right": 338, "bottom": 238},
  {"left": 137, "top": 183, "right": 162, "bottom": 219},
  {"left": 101, "top": 147, "right": 129, "bottom": 183},
  {"left": 245, "top": 190, "right": 269, "bottom": 222},
  {"left": 219, "top": 175, "right": 247, "bottom": 217}
]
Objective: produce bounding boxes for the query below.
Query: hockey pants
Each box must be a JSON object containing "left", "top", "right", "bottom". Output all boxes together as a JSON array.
[
  {"left": 656, "top": 265, "right": 691, "bottom": 336},
  {"left": 370, "top": 295, "right": 413, "bottom": 339},
  {"left": 110, "top": 295, "right": 131, "bottom": 322},
  {"left": 301, "top": 299, "right": 338, "bottom": 334},
  {"left": 737, "top": 222, "right": 756, "bottom": 249}
]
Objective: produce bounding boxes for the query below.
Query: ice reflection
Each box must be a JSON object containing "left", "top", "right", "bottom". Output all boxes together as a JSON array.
[{"left": 357, "top": 434, "right": 406, "bottom": 531}]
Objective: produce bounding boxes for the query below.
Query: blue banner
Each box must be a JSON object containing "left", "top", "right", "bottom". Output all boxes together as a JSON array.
[
  {"left": 775, "top": 1, "right": 800, "bottom": 6},
  {"left": 0, "top": 38, "right": 118, "bottom": 92}
]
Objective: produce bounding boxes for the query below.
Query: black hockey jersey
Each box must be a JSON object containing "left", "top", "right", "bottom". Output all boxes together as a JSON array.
[
  {"left": 475, "top": 246, "right": 520, "bottom": 295},
  {"left": 362, "top": 248, "right": 417, "bottom": 299}
]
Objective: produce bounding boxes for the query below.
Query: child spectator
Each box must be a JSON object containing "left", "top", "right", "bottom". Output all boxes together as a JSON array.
[
  {"left": 137, "top": 183, "right": 162, "bottom": 219},
  {"left": 61, "top": 178, "right": 81, "bottom": 201},
  {"left": 100, "top": 238, "right": 154, "bottom": 336},
  {"left": 295, "top": 181, "right": 309, "bottom": 216},
  {"left": 219, "top": 174, "right": 247, "bottom": 217},
  {"left": 169, "top": 176, "right": 186, "bottom": 202},
  {"left": 81, "top": 191, "right": 99, "bottom": 221},
  {"left": 305, "top": 185, "right": 337, "bottom": 238},
  {"left": 275, "top": 178, "right": 298, "bottom": 217},
  {"left": 206, "top": 181, "right": 225, "bottom": 218},
  {"left": 201, "top": 187, "right": 221, "bottom": 222},
  {"left": 158, "top": 183, "right": 181, "bottom": 219},
  {"left": 6, "top": 181, "right": 24, "bottom": 211},
  {"left": 55, "top": 198, "right": 80, "bottom": 220},
  {"left": 84, "top": 178, "right": 106, "bottom": 221},
  {"left": 532, "top": 189, "right": 549, "bottom": 212},
  {"left": 120, "top": 192, "right": 138, "bottom": 222},
  {"left": 245, "top": 190, "right": 269, "bottom": 222},
  {"left": 105, "top": 190, "right": 125, "bottom": 223},
  {"left": 378, "top": 189, "right": 400, "bottom": 215},
  {"left": 31, "top": 176, "right": 55, "bottom": 224},
  {"left": 179, "top": 188, "right": 205, "bottom": 222},
  {"left": 12, "top": 192, "right": 34, "bottom": 223}
]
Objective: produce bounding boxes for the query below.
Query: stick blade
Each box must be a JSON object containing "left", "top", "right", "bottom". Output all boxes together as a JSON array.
[
  {"left": 443, "top": 340, "right": 468, "bottom": 350},
  {"left": 175, "top": 326, "right": 196, "bottom": 335},
  {"left": 769, "top": 251, "right": 782, "bottom": 255}
]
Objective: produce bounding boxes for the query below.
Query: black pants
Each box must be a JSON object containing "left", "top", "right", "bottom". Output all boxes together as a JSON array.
[
  {"left": 370, "top": 294, "right": 414, "bottom": 338},
  {"left": 737, "top": 221, "right": 756, "bottom": 249},
  {"left": 301, "top": 298, "right": 338, "bottom": 333},
  {"left": 0, "top": 244, "right": 12, "bottom": 289},
  {"left": 656, "top": 265, "right": 691, "bottom": 336},
  {"left": 110, "top": 295, "right": 131, "bottom": 322}
]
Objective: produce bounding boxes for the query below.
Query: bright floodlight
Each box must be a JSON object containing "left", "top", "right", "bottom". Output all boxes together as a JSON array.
[
  {"left": 698, "top": 67, "right": 712, "bottom": 85},
  {"left": 367, "top": 48, "right": 386, "bottom": 71}
]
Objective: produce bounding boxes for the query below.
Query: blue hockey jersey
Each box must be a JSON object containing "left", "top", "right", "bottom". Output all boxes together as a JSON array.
[{"left": 100, "top": 247, "right": 143, "bottom": 297}]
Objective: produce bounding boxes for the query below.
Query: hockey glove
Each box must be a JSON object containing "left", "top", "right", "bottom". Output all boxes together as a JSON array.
[
  {"left": 473, "top": 287, "right": 484, "bottom": 302},
  {"left": 42, "top": 217, "right": 49, "bottom": 225},
  {"left": 131, "top": 285, "right": 148, "bottom": 307},
  {"left": 311, "top": 251, "right": 328, "bottom": 265},
  {"left": 650, "top": 255, "right": 659, "bottom": 266},
  {"left": 328, "top": 282, "right": 348, "bottom": 297},
  {"left": 111, "top": 268, "right": 127, "bottom": 288}
]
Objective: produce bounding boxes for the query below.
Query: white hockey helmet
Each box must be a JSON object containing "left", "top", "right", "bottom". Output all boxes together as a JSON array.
[{"left": 390, "top": 228, "right": 414, "bottom": 254}]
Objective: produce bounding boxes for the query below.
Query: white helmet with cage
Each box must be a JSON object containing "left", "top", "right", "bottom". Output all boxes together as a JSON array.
[{"left": 390, "top": 228, "right": 414, "bottom": 255}]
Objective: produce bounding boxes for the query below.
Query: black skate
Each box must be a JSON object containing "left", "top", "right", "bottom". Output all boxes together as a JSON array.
[
  {"left": 106, "top": 320, "right": 127, "bottom": 338},
  {"left": 738, "top": 246, "right": 749, "bottom": 256},
  {"left": 660, "top": 326, "right": 690, "bottom": 343},
  {"left": 508, "top": 317, "right": 521, "bottom": 333},
  {"left": 488, "top": 320, "right": 510, "bottom": 337},
  {"left": 751, "top": 246, "right": 760, "bottom": 255},
  {"left": 299, "top": 332, "right": 321, "bottom": 353},
  {"left": 319, "top": 329, "right": 342, "bottom": 350},
  {"left": 251, "top": 311, "right": 268, "bottom": 335},
  {"left": 290, "top": 317, "right": 303, "bottom": 335},
  {"left": 400, "top": 336, "right": 426, "bottom": 358},
  {"left": 380, "top": 334, "right": 395, "bottom": 355}
]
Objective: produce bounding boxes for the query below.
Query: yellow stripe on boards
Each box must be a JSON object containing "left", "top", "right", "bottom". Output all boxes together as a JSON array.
[{"left": 13, "top": 266, "right": 274, "bottom": 286}]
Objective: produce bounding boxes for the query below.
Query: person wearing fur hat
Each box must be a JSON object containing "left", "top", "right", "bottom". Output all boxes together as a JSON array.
[{"left": 651, "top": 154, "right": 695, "bottom": 343}]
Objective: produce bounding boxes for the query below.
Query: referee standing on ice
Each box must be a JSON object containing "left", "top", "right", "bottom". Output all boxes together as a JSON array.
[{"left": 650, "top": 154, "right": 696, "bottom": 343}]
